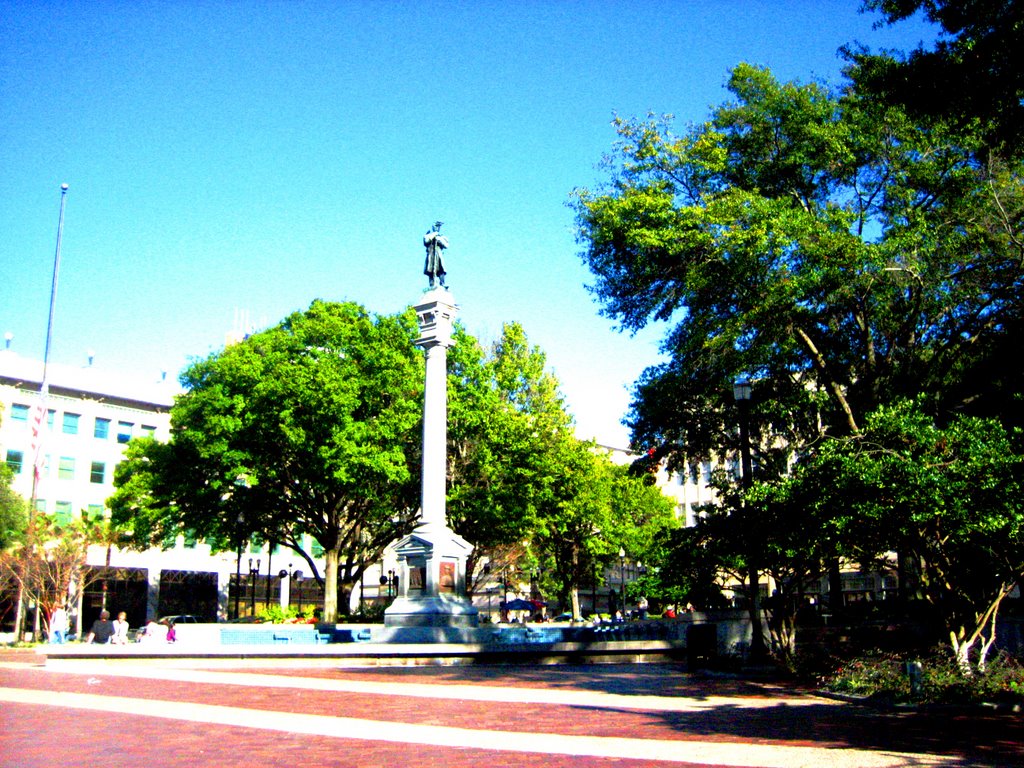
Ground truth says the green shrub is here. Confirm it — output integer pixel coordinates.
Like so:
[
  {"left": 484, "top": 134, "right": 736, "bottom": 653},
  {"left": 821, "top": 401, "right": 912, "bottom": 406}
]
[
  {"left": 825, "top": 646, "right": 1024, "bottom": 705},
  {"left": 343, "top": 602, "right": 386, "bottom": 623},
  {"left": 257, "top": 605, "right": 299, "bottom": 623}
]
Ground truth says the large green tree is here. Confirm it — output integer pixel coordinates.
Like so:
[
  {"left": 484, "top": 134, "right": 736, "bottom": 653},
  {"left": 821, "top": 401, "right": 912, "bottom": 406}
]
[
  {"left": 446, "top": 322, "right": 573, "bottom": 588},
  {"left": 110, "top": 300, "right": 424, "bottom": 622},
  {"left": 575, "top": 64, "right": 1022, "bottom": 452},
  {"left": 531, "top": 438, "right": 677, "bottom": 620},
  {"left": 781, "top": 399, "right": 1024, "bottom": 673},
  {"left": 573, "top": 62, "right": 1024, "bottom": 657}
]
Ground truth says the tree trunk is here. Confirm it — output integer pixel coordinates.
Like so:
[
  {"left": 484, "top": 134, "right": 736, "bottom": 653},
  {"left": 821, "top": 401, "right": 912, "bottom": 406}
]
[
  {"left": 12, "top": 581, "right": 25, "bottom": 643},
  {"left": 340, "top": 584, "right": 352, "bottom": 617},
  {"left": 323, "top": 548, "right": 339, "bottom": 623},
  {"left": 747, "top": 564, "right": 769, "bottom": 662},
  {"left": 570, "top": 585, "right": 581, "bottom": 620},
  {"left": 952, "top": 632, "right": 975, "bottom": 677}
]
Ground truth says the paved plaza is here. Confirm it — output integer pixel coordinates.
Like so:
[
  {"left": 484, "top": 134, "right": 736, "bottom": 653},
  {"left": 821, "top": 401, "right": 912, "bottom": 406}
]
[{"left": 1, "top": 650, "right": 1021, "bottom": 767}]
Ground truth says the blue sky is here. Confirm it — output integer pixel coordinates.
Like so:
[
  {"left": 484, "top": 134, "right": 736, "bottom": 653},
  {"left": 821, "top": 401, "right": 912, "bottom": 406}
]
[{"left": 1, "top": 1, "right": 935, "bottom": 448}]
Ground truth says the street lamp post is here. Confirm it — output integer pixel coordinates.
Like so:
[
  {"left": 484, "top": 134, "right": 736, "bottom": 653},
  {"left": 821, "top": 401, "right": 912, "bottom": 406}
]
[
  {"left": 291, "top": 567, "right": 304, "bottom": 615},
  {"left": 618, "top": 547, "right": 626, "bottom": 619},
  {"left": 733, "top": 379, "right": 768, "bottom": 663},
  {"left": 482, "top": 563, "right": 493, "bottom": 621},
  {"left": 265, "top": 542, "right": 273, "bottom": 610},
  {"left": 379, "top": 569, "right": 397, "bottom": 600},
  {"left": 248, "top": 558, "right": 260, "bottom": 617},
  {"left": 234, "top": 512, "right": 245, "bottom": 620}
]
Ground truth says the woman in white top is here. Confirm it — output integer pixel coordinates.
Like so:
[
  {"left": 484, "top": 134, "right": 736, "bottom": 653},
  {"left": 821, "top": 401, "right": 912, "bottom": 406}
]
[{"left": 111, "top": 611, "right": 130, "bottom": 644}]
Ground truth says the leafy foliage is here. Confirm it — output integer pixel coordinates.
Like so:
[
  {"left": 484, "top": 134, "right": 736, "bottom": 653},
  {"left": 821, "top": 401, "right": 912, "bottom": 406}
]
[
  {"left": 0, "top": 461, "right": 27, "bottom": 551},
  {"left": 826, "top": 646, "right": 1024, "bottom": 705},
  {"left": 575, "top": 64, "right": 1023, "bottom": 458},
  {"left": 110, "top": 300, "right": 424, "bottom": 622},
  {"left": 530, "top": 438, "right": 678, "bottom": 619},
  {"left": 853, "top": 0, "right": 1024, "bottom": 157},
  {"left": 782, "top": 399, "right": 1024, "bottom": 672},
  {"left": 447, "top": 322, "right": 572, "bottom": 584},
  {"left": 573, "top": 58, "right": 1024, "bottom": 666}
]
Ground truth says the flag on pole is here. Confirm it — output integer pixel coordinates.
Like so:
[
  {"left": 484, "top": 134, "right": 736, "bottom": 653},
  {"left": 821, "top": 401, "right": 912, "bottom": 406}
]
[{"left": 30, "top": 384, "right": 49, "bottom": 485}]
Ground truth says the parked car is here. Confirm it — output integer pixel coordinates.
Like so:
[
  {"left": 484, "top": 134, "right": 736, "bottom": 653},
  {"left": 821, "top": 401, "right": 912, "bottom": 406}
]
[
  {"left": 158, "top": 614, "right": 200, "bottom": 624},
  {"left": 552, "top": 611, "right": 596, "bottom": 622}
]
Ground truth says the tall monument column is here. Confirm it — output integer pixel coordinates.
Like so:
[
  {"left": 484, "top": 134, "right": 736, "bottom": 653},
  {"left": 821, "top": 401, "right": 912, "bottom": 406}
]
[
  {"left": 419, "top": 315, "right": 452, "bottom": 529},
  {"left": 384, "top": 225, "right": 478, "bottom": 632}
]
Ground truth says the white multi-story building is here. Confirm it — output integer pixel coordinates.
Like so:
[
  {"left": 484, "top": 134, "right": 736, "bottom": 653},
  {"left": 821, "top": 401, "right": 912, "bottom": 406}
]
[{"left": 0, "top": 347, "right": 331, "bottom": 635}]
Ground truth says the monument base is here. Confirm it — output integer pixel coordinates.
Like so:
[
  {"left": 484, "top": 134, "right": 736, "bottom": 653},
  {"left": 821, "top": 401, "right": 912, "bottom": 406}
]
[{"left": 384, "top": 594, "right": 479, "bottom": 629}]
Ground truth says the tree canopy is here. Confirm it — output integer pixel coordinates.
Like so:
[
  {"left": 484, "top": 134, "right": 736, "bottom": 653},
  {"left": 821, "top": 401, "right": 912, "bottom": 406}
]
[
  {"left": 111, "top": 300, "right": 425, "bottom": 622},
  {"left": 573, "top": 55, "right": 1024, "bottom": 664},
  {"left": 530, "top": 437, "right": 678, "bottom": 619},
  {"left": 777, "top": 399, "right": 1024, "bottom": 671},
  {"left": 852, "top": 0, "right": 1024, "bottom": 157},
  {"left": 446, "top": 321, "right": 573, "bottom": 575},
  {"left": 574, "top": 64, "right": 1023, "bottom": 459}
]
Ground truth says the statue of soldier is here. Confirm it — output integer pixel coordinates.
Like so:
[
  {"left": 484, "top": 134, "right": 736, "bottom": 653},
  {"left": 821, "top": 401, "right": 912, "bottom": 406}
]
[{"left": 423, "top": 221, "right": 448, "bottom": 289}]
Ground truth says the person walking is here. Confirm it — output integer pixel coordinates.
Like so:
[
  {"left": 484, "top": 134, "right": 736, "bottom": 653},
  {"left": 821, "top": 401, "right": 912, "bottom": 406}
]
[{"left": 49, "top": 605, "right": 69, "bottom": 644}]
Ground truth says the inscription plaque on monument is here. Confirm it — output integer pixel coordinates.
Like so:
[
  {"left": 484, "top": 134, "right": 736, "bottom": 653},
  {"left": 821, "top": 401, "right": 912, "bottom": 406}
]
[
  {"left": 439, "top": 561, "right": 456, "bottom": 593},
  {"left": 408, "top": 562, "right": 426, "bottom": 593}
]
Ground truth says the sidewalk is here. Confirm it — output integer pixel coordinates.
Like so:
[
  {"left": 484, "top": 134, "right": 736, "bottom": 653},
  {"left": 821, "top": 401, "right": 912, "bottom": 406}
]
[{"left": 2, "top": 652, "right": 1021, "bottom": 767}]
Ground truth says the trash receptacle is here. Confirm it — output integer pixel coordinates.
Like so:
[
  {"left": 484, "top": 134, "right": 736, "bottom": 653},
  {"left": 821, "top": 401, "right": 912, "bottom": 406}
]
[{"left": 687, "top": 623, "right": 718, "bottom": 670}]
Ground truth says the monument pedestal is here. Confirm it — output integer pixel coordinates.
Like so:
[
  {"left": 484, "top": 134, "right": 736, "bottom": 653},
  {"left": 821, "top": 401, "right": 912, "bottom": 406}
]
[
  {"left": 384, "top": 287, "right": 478, "bottom": 631},
  {"left": 384, "top": 521, "right": 478, "bottom": 628}
]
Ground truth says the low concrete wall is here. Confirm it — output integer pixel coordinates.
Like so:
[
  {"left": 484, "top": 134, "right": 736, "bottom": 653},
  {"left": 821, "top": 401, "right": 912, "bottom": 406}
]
[{"left": 39, "top": 638, "right": 688, "bottom": 669}]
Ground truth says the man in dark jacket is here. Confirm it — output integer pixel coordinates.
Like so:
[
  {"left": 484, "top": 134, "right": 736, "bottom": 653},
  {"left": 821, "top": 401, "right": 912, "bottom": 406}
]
[{"left": 85, "top": 610, "right": 115, "bottom": 644}]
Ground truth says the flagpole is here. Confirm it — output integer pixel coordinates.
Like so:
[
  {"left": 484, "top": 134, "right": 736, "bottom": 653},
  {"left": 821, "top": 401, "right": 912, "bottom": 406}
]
[
  {"left": 42, "top": 184, "right": 69, "bottom": 387},
  {"left": 30, "top": 183, "right": 68, "bottom": 506},
  {"left": 17, "top": 183, "right": 68, "bottom": 643}
]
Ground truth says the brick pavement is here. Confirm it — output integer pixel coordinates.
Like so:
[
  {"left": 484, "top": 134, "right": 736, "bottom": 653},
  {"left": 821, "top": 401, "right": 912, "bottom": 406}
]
[{"left": 1, "top": 652, "right": 1021, "bottom": 767}]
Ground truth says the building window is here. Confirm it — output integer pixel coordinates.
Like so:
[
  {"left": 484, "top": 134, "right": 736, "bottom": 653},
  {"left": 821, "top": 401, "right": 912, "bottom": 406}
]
[
  {"left": 94, "top": 417, "right": 110, "bottom": 439},
  {"left": 57, "top": 456, "right": 75, "bottom": 480},
  {"left": 729, "top": 456, "right": 741, "bottom": 481},
  {"left": 62, "top": 412, "right": 80, "bottom": 435},
  {"left": 90, "top": 461, "right": 105, "bottom": 484},
  {"left": 86, "top": 504, "right": 105, "bottom": 522},
  {"left": 117, "top": 421, "right": 134, "bottom": 443},
  {"left": 5, "top": 450, "right": 24, "bottom": 474},
  {"left": 54, "top": 501, "right": 73, "bottom": 525},
  {"left": 141, "top": 425, "right": 156, "bottom": 437},
  {"left": 702, "top": 461, "right": 712, "bottom": 483},
  {"left": 47, "top": 409, "right": 55, "bottom": 429},
  {"left": 10, "top": 403, "right": 29, "bottom": 422},
  {"left": 35, "top": 498, "right": 46, "bottom": 513},
  {"left": 689, "top": 463, "right": 699, "bottom": 485}
]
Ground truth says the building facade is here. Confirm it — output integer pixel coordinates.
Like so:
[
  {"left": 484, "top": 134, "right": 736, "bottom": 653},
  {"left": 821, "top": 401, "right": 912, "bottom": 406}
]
[{"left": 0, "top": 348, "right": 336, "bottom": 636}]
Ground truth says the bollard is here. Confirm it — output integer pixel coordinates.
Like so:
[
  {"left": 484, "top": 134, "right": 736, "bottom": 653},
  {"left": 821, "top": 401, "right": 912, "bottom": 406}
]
[{"left": 905, "top": 660, "right": 924, "bottom": 697}]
